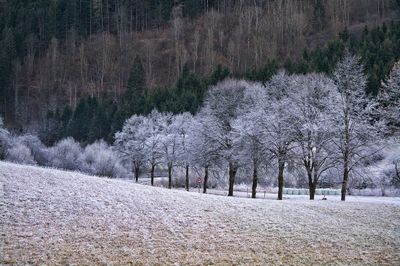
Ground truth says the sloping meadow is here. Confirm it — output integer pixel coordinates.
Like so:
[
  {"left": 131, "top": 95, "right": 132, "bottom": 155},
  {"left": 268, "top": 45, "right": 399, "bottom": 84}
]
[{"left": 1, "top": 162, "right": 399, "bottom": 265}]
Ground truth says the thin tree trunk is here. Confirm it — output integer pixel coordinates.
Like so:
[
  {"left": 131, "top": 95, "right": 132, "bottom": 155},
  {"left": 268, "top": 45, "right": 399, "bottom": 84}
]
[
  {"left": 134, "top": 164, "right": 140, "bottom": 183},
  {"left": 342, "top": 110, "right": 350, "bottom": 201},
  {"left": 341, "top": 164, "right": 349, "bottom": 201},
  {"left": 228, "top": 162, "right": 237, "bottom": 196},
  {"left": 150, "top": 163, "right": 155, "bottom": 186},
  {"left": 168, "top": 163, "right": 172, "bottom": 189},
  {"left": 185, "top": 164, "right": 190, "bottom": 191},
  {"left": 252, "top": 163, "right": 258, "bottom": 198},
  {"left": 277, "top": 160, "right": 285, "bottom": 200},
  {"left": 203, "top": 166, "right": 209, "bottom": 194}
]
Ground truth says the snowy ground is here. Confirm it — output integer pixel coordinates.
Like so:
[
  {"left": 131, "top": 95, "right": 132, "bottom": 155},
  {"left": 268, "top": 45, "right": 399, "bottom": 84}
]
[{"left": 1, "top": 162, "right": 400, "bottom": 265}]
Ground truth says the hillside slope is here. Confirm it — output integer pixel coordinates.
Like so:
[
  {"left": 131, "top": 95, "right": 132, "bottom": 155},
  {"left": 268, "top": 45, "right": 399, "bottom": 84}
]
[
  {"left": 1, "top": 162, "right": 400, "bottom": 265},
  {"left": 2, "top": 1, "right": 399, "bottom": 129}
]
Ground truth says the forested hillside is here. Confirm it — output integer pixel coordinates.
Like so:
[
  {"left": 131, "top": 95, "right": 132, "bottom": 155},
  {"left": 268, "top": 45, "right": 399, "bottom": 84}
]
[{"left": 0, "top": 0, "right": 399, "bottom": 142}]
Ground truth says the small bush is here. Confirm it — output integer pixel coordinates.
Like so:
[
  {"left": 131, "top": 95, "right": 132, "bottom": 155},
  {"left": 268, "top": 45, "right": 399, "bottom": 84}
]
[
  {"left": 49, "top": 137, "right": 82, "bottom": 170},
  {"left": 17, "top": 135, "right": 51, "bottom": 166},
  {"left": 5, "top": 143, "right": 36, "bottom": 165},
  {"left": 79, "top": 140, "right": 129, "bottom": 178}
]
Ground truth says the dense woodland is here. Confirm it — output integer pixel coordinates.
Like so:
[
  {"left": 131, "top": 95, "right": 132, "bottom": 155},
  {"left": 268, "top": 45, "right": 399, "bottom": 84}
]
[{"left": 0, "top": 0, "right": 400, "bottom": 142}]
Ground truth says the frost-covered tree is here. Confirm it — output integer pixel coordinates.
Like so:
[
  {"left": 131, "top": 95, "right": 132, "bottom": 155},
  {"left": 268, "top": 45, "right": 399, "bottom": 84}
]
[
  {"left": 199, "top": 79, "right": 248, "bottom": 196},
  {"left": 143, "top": 110, "right": 164, "bottom": 186},
  {"left": 378, "top": 60, "right": 400, "bottom": 134},
  {"left": 290, "top": 73, "right": 340, "bottom": 200},
  {"left": 259, "top": 72, "right": 297, "bottom": 200},
  {"left": 232, "top": 83, "right": 268, "bottom": 198},
  {"left": 189, "top": 113, "right": 221, "bottom": 193},
  {"left": 114, "top": 114, "right": 147, "bottom": 182},
  {"left": 174, "top": 112, "right": 194, "bottom": 191},
  {"left": 159, "top": 112, "right": 179, "bottom": 189},
  {"left": 333, "top": 52, "right": 382, "bottom": 201}
]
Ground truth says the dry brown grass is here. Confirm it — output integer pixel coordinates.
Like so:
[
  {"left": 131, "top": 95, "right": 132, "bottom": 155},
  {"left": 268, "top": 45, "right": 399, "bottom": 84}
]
[{"left": 1, "top": 162, "right": 400, "bottom": 265}]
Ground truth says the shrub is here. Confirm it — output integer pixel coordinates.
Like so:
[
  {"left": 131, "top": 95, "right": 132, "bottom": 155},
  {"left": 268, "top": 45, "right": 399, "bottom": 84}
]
[
  {"left": 79, "top": 140, "right": 129, "bottom": 178},
  {"left": 17, "top": 134, "right": 51, "bottom": 166},
  {"left": 5, "top": 143, "right": 36, "bottom": 165},
  {"left": 49, "top": 137, "right": 82, "bottom": 170}
]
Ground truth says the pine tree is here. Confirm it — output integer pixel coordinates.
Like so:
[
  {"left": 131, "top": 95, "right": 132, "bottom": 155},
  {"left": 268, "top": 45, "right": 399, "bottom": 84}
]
[
  {"left": 89, "top": 103, "right": 109, "bottom": 143},
  {"left": 175, "top": 65, "right": 202, "bottom": 113},
  {"left": 125, "top": 55, "right": 146, "bottom": 115},
  {"left": 0, "top": 27, "right": 16, "bottom": 120},
  {"left": 67, "top": 97, "right": 95, "bottom": 142}
]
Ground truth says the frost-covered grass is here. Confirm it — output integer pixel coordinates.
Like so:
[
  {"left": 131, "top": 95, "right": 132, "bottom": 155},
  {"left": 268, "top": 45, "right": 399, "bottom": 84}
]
[{"left": 1, "top": 162, "right": 400, "bottom": 265}]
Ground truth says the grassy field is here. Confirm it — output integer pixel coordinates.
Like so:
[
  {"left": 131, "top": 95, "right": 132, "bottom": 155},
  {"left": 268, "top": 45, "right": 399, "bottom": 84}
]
[{"left": 1, "top": 161, "right": 400, "bottom": 265}]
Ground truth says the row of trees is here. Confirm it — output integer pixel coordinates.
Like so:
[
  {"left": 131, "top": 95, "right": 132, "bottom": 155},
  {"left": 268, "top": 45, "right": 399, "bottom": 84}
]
[{"left": 114, "top": 53, "right": 399, "bottom": 201}]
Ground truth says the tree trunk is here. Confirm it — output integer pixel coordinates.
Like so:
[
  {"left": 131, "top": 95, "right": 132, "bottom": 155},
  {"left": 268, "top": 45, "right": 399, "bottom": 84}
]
[
  {"left": 134, "top": 164, "right": 140, "bottom": 183},
  {"left": 310, "top": 170, "right": 319, "bottom": 200},
  {"left": 150, "top": 163, "right": 155, "bottom": 186},
  {"left": 341, "top": 165, "right": 349, "bottom": 201},
  {"left": 252, "top": 163, "right": 258, "bottom": 198},
  {"left": 185, "top": 164, "right": 189, "bottom": 191},
  {"left": 307, "top": 170, "right": 316, "bottom": 200},
  {"left": 309, "top": 182, "right": 316, "bottom": 200},
  {"left": 168, "top": 163, "right": 172, "bottom": 189},
  {"left": 342, "top": 107, "right": 350, "bottom": 201},
  {"left": 277, "top": 160, "right": 285, "bottom": 200},
  {"left": 203, "top": 166, "right": 209, "bottom": 194},
  {"left": 228, "top": 162, "right": 237, "bottom": 196}
]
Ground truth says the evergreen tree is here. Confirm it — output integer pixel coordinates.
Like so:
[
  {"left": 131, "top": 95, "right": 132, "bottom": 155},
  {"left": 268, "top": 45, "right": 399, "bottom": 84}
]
[
  {"left": 67, "top": 97, "right": 96, "bottom": 142},
  {"left": 175, "top": 65, "right": 202, "bottom": 113},
  {"left": 88, "top": 103, "right": 110, "bottom": 143},
  {"left": 124, "top": 55, "right": 146, "bottom": 115},
  {"left": 0, "top": 27, "right": 16, "bottom": 118},
  {"left": 209, "top": 64, "right": 230, "bottom": 85}
]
